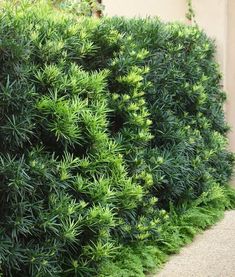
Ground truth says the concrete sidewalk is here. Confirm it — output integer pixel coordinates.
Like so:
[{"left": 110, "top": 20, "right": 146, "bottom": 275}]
[{"left": 154, "top": 210, "right": 235, "bottom": 277}]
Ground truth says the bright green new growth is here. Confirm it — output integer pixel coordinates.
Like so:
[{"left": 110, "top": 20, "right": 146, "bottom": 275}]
[{"left": 0, "top": 1, "right": 234, "bottom": 276}]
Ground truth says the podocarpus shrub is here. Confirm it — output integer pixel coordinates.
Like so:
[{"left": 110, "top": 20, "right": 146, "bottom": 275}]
[
  {"left": 0, "top": 1, "right": 234, "bottom": 276},
  {"left": 101, "top": 18, "right": 234, "bottom": 208},
  {"left": 0, "top": 2, "right": 163, "bottom": 276}
]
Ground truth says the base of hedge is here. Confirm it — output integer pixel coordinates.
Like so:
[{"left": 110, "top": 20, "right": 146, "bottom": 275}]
[{"left": 98, "top": 184, "right": 235, "bottom": 277}]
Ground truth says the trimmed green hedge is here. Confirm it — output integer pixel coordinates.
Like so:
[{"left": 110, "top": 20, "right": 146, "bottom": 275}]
[
  {"left": 101, "top": 17, "right": 234, "bottom": 207},
  {"left": 0, "top": 1, "right": 234, "bottom": 276}
]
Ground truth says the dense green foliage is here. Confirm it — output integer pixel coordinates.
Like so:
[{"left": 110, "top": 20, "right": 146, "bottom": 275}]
[
  {"left": 0, "top": 1, "right": 234, "bottom": 276},
  {"left": 104, "top": 18, "right": 234, "bottom": 207}
]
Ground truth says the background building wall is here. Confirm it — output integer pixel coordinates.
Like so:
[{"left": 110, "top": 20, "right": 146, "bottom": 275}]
[
  {"left": 103, "top": 0, "right": 187, "bottom": 21},
  {"left": 192, "top": 0, "right": 227, "bottom": 81},
  {"left": 226, "top": 0, "right": 235, "bottom": 152}
]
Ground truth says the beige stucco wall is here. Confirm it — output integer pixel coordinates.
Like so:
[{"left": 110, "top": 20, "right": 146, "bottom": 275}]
[
  {"left": 226, "top": 0, "right": 235, "bottom": 152},
  {"left": 192, "top": 0, "right": 227, "bottom": 79},
  {"left": 103, "top": 0, "right": 187, "bottom": 22},
  {"left": 103, "top": 0, "right": 235, "bottom": 184}
]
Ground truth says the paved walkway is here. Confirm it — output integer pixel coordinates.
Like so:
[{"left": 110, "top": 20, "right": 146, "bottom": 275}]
[{"left": 154, "top": 210, "right": 235, "bottom": 277}]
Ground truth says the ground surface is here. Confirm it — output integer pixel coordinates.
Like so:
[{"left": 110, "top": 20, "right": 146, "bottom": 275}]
[{"left": 153, "top": 210, "right": 235, "bottom": 277}]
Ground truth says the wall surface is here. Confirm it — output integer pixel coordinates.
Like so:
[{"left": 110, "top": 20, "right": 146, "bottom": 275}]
[
  {"left": 226, "top": 0, "right": 235, "bottom": 153},
  {"left": 193, "top": 0, "right": 227, "bottom": 78},
  {"left": 103, "top": 0, "right": 187, "bottom": 22},
  {"left": 103, "top": 0, "right": 235, "bottom": 185}
]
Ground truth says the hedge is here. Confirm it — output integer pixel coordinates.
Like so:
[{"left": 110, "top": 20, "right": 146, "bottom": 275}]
[{"left": 0, "top": 1, "right": 234, "bottom": 276}]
